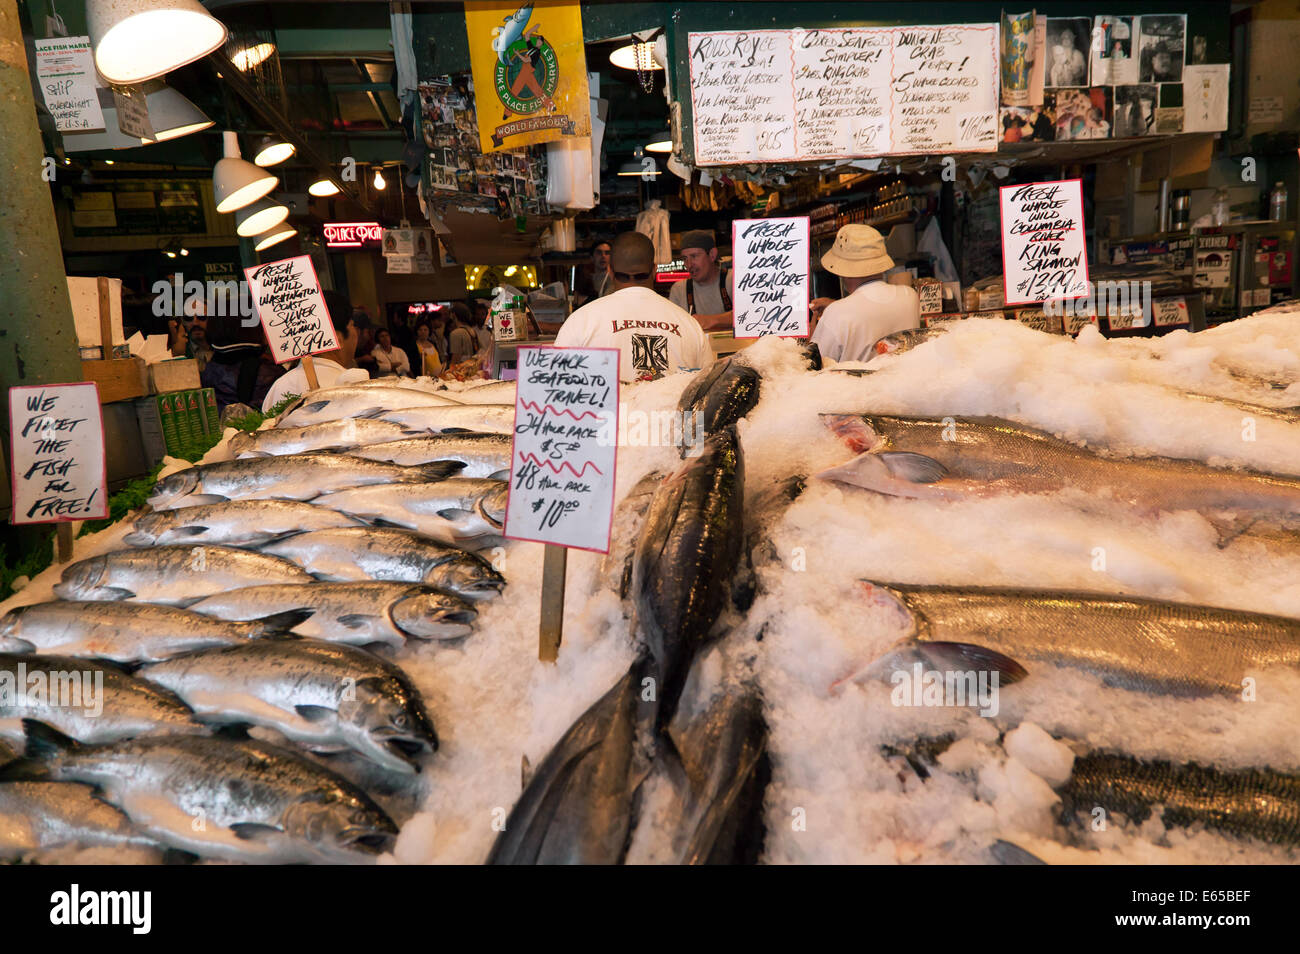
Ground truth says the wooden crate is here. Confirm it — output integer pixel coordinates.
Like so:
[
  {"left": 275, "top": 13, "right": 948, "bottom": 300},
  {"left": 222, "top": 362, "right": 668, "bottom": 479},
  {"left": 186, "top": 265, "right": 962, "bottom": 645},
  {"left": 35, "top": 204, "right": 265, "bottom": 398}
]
[{"left": 81, "top": 356, "right": 148, "bottom": 404}]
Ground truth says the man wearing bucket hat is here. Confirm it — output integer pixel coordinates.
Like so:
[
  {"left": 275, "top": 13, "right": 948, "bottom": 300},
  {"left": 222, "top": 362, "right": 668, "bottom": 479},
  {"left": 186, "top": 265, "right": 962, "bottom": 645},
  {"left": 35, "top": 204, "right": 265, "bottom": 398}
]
[
  {"left": 668, "top": 230, "right": 733, "bottom": 331},
  {"left": 811, "top": 224, "right": 920, "bottom": 363}
]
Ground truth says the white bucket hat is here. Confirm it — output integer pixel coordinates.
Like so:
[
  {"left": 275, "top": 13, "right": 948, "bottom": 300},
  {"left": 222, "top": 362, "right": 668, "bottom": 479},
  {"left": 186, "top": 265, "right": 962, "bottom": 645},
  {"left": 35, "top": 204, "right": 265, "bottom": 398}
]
[{"left": 821, "top": 224, "right": 895, "bottom": 278}]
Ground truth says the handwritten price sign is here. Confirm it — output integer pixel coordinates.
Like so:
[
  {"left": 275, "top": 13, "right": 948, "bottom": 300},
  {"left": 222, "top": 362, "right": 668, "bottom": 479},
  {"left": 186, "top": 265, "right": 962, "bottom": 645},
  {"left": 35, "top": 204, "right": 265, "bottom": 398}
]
[
  {"left": 503, "top": 347, "right": 619, "bottom": 552},
  {"left": 732, "top": 216, "right": 810, "bottom": 338},
  {"left": 244, "top": 255, "right": 339, "bottom": 364},
  {"left": 9, "top": 383, "right": 108, "bottom": 524},
  {"left": 999, "top": 179, "right": 1090, "bottom": 306}
]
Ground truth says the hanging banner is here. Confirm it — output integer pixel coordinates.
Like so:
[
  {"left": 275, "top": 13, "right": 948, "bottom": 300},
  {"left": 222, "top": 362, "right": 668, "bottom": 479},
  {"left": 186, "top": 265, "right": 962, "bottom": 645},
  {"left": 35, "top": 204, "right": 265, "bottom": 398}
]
[
  {"left": 999, "top": 178, "right": 1089, "bottom": 306},
  {"left": 244, "top": 256, "right": 340, "bottom": 364},
  {"left": 503, "top": 347, "right": 618, "bottom": 552},
  {"left": 464, "top": 1, "right": 591, "bottom": 152},
  {"left": 9, "top": 383, "right": 108, "bottom": 524},
  {"left": 731, "top": 216, "right": 810, "bottom": 338}
]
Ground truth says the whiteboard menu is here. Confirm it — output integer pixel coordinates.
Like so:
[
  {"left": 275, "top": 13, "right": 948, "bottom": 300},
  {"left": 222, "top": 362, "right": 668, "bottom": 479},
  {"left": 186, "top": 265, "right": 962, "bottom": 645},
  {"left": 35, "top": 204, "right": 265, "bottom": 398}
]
[{"left": 688, "top": 24, "right": 999, "bottom": 165}]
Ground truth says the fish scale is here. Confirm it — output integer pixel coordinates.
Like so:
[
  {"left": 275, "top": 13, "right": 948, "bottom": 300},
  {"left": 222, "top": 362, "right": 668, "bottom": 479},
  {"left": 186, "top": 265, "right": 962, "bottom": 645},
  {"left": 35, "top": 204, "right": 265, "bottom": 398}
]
[{"left": 872, "top": 583, "right": 1300, "bottom": 697}]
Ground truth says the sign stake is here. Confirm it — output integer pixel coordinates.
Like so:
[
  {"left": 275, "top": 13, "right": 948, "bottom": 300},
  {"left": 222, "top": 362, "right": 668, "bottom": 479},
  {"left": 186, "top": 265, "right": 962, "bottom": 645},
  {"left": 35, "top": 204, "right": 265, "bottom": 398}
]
[
  {"left": 538, "top": 543, "right": 567, "bottom": 662},
  {"left": 56, "top": 522, "right": 74, "bottom": 563},
  {"left": 301, "top": 353, "right": 320, "bottom": 391}
]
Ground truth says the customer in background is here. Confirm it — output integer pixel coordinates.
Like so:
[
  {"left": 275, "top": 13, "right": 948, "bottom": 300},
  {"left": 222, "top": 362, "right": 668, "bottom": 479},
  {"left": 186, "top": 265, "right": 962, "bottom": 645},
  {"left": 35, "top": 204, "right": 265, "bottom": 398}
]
[
  {"left": 447, "top": 302, "right": 479, "bottom": 365},
  {"left": 373, "top": 328, "right": 412, "bottom": 376},
  {"left": 574, "top": 239, "right": 613, "bottom": 306},
  {"left": 261, "top": 290, "right": 368, "bottom": 411},
  {"left": 351, "top": 311, "right": 378, "bottom": 378},
  {"left": 414, "top": 321, "right": 443, "bottom": 376},
  {"left": 669, "top": 230, "right": 732, "bottom": 331},
  {"left": 472, "top": 304, "right": 493, "bottom": 352},
  {"left": 556, "top": 231, "right": 712, "bottom": 383},
  {"left": 201, "top": 314, "right": 280, "bottom": 412},
  {"left": 810, "top": 224, "right": 920, "bottom": 363}
]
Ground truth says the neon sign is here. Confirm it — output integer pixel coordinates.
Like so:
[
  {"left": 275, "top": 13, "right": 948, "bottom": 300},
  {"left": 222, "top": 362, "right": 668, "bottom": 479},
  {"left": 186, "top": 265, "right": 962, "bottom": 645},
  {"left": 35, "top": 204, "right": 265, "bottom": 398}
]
[{"left": 324, "top": 222, "right": 384, "bottom": 248}]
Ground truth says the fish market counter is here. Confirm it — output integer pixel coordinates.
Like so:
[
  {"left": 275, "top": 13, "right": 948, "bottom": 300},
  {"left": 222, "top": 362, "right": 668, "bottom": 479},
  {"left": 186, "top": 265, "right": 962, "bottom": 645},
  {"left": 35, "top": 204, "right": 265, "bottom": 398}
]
[
  {"left": 3, "top": 309, "right": 1300, "bottom": 865},
  {"left": 489, "top": 335, "right": 556, "bottom": 379}
]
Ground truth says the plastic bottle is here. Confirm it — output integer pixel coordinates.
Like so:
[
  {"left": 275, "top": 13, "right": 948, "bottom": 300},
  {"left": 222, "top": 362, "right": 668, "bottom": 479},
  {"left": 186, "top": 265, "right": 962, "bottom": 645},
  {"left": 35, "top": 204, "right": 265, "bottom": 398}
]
[
  {"left": 1211, "top": 188, "right": 1230, "bottom": 226},
  {"left": 1269, "top": 182, "right": 1287, "bottom": 222}
]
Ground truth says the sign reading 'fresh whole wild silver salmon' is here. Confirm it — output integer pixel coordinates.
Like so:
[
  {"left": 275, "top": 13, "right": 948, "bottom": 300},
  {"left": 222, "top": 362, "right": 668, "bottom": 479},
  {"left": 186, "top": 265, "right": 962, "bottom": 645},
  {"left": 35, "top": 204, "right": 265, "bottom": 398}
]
[
  {"left": 504, "top": 347, "right": 618, "bottom": 552},
  {"left": 244, "top": 255, "right": 340, "bottom": 364},
  {"left": 9, "top": 382, "right": 108, "bottom": 524}
]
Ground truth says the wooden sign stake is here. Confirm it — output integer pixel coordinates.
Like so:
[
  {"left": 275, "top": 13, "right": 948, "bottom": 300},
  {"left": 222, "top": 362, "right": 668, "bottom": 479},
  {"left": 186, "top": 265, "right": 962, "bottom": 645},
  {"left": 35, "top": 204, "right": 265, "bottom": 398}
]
[
  {"left": 96, "top": 276, "right": 113, "bottom": 359},
  {"left": 301, "top": 353, "right": 320, "bottom": 391},
  {"left": 56, "top": 523, "right": 74, "bottom": 563},
  {"left": 538, "top": 544, "right": 567, "bottom": 662}
]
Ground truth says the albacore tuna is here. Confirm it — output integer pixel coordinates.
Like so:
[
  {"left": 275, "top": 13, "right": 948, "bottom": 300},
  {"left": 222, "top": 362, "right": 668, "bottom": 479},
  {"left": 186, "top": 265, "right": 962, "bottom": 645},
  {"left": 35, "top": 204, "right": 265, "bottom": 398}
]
[
  {"left": 0, "top": 601, "right": 309, "bottom": 663},
  {"left": 140, "top": 639, "right": 438, "bottom": 774},
  {"left": 675, "top": 359, "right": 760, "bottom": 455},
  {"left": 1, "top": 722, "right": 398, "bottom": 863},
  {"left": 188, "top": 582, "right": 476, "bottom": 648},
  {"left": 147, "top": 454, "right": 458, "bottom": 510},
  {"left": 53, "top": 545, "right": 313, "bottom": 606}
]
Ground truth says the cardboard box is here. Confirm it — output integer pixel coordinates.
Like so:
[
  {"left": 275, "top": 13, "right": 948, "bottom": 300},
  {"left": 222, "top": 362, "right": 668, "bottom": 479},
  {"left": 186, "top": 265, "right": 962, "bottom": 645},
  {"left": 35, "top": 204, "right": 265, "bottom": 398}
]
[
  {"left": 135, "top": 394, "right": 186, "bottom": 463},
  {"left": 148, "top": 358, "right": 200, "bottom": 394}
]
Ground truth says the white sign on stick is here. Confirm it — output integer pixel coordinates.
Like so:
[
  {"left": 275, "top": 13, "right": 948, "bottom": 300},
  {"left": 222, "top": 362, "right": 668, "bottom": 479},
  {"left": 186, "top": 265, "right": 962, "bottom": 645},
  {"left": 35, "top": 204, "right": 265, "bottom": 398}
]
[
  {"left": 113, "top": 84, "right": 155, "bottom": 141},
  {"left": 731, "top": 216, "right": 810, "bottom": 338},
  {"left": 244, "top": 255, "right": 340, "bottom": 364},
  {"left": 33, "top": 36, "right": 106, "bottom": 132},
  {"left": 9, "top": 383, "right": 108, "bottom": 524},
  {"left": 999, "top": 178, "right": 1090, "bottom": 306},
  {"left": 504, "top": 347, "right": 619, "bottom": 552}
]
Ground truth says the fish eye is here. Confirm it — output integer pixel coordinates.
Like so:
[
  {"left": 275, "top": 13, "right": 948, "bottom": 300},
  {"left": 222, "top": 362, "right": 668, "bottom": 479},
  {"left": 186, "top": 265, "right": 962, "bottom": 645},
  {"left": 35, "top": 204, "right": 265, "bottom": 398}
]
[{"left": 393, "top": 712, "right": 409, "bottom": 729}]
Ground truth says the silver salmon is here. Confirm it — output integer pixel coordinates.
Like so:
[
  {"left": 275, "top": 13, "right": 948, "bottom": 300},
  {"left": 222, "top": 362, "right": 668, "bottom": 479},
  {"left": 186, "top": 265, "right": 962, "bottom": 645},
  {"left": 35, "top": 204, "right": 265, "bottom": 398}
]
[
  {"left": 311, "top": 479, "right": 508, "bottom": 542},
  {"left": 125, "top": 499, "right": 364, "bottom": 547},
  {"left": 345, "top": 435, "right": 512, "bottom": 478},
  {"left": 277, "top": 386, "right": 463, "bottom": 427},
  {"left": 229, "top": 418, "right": 420, "bottom": 457},
  {"left": 377, "top": 404, "right": 514, "bottom": 435}
]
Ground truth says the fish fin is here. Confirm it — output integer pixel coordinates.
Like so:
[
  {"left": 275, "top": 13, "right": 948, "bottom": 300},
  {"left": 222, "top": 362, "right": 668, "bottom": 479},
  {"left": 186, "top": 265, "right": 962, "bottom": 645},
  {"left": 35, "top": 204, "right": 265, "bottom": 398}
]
[
  {"left": 368, "top": 517, "right": 412, "bottom": 530},
  {"left": 121, "top": 531, "right": 152, "bottom": 546},
  {"left": 1206, "top": 515, "right": 1259, "bottom": 550},
  {"left": 0, "top": 637, "right": 35, "bottom": 654},
  {"left": 294, "top": 705, "right": 336, "bottom": 723},
  {"left": 230, "top": 822, "right": 284, "bottom": 841},
  {"left": 212, "top": 724, "right": 251, "bottom": 741},
  {"left": 250, "top": 609, "right": 315, "bottom": 635},
  {"left": 176, "top": 494, "right": 229, "bottom": 507},
  {"left": 415, "top": 461, "right": 464, "bottom": 482},
  {"left": 336, "top": 613, "right": 380, "bottom": 630},
  {"left": 990, "top": 839, "right": 1049, "bottom": 865},
  {"left": 356, "top": 407, "right": 387, "bottom": 420},
  {"left": 302, "top": 400, "right": 331, "bottom": 414},
  {"left": 489, "top": 468, "right": 512, "bottom": 481},
  {"left": 0, "top": 757, "right": 48, "bottom": 781},
  {"left": 820, "top": 413, "right": 880, "bottom": 453},
  {"left": 171, "top": 526, "right": 209, "bottom": 538},
  {"left": 878, "top": 452, "right": 948, "bottom": 484},
  {"left": 919, "top": 641, "right": 1029, "bottom": 684},
  {"left": 439, "top": 426, "right": 474, "bottom": 434},
  {"left": 22, "top": 718, "right": 81, "bottom": 759},
  {"left": 436, "top": 507, "right": 474, "bottom": 522}
]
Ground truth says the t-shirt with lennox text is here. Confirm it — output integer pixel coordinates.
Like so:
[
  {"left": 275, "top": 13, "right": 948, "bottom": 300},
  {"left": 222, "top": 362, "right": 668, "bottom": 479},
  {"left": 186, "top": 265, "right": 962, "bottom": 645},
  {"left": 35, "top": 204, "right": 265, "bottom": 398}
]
[{"left": 554, "top": 286, "right": 713, "bottom": 383}]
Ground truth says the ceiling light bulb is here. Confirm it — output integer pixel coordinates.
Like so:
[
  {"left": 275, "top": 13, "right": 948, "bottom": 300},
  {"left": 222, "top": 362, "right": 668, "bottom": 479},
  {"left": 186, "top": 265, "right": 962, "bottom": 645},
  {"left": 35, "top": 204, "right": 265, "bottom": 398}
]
[
  {"left": 308, "top": 178, "right": 341, "bottom": 197},
  {"left": 234, "top": 197, "right": 289, "bottom": 237},
  {"left": 372, "top": 167, "right": 386, "bottom": 190},
  {"left": 254, "top": 225, "right": 296, "bottom": 251},
  {"left": 253, "top": 138, "right": 295, "bottom": 167},
  {"left": 87, "top": 0, "right": 228, "bottom": 85},
  {"left": 609, "top": 41, "right": 662, "bottom": 71},
  {"left": 144, "top": 82, "right": 213, "bottom": 142},
  {"left": 645, "top": 132, "right": 672, "bottom": 153},
  {"left": 213, "top": 130, "right": 277, "bottom": 213},
  {"left": 179, "top": 247, "right": 189, "bottom": 256},
  {"left": 231, "top": 42, "right": 275, "bottom": 71}
]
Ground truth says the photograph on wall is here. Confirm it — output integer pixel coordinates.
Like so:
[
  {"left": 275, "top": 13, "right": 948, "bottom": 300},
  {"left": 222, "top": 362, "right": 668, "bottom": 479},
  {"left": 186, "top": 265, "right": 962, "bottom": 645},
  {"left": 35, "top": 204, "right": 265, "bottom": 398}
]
[
  {"left": 1138, "top": 14, "right": 1186, "bottom": 83},
  {"left": 1090, "top": 15, "right": 1137, "bottom": 85},
  {"left": 1113, "top": 84, "right": 1158, "bottom": 137},
  {"left": 1045, "top": 18, "right": 1090, "bottom": 88},
  {"left": 1050, "top": 86, "right": 1112, "bottom": 140},
  {"left": 1155, "top": 82, "right": 1185, "bottom": 134},
  {"left": 1001, "top": 10, "right": 1044, "bottom": 107},
  {"left": 1002, "top": 102, "right": 1055, "bottom": 143}
]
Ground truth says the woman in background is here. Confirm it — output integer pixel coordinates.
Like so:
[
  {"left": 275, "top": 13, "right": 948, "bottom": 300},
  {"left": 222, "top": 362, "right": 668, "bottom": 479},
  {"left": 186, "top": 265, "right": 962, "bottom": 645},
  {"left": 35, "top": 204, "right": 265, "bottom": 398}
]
[
  {"left": 448, "top": 302, "right": 479, "bottom": 365},
  {"left": 414, "top": 321, "right": 443, "bottom": 377}
]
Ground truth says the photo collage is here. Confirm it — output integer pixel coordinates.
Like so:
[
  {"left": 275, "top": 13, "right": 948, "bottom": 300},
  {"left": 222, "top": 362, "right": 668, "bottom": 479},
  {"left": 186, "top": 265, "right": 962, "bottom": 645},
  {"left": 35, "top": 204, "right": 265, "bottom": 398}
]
[
  {"left": 418, "top": 75, "right": 549, "bottom": 217},
  {"left": 1001, "top": 13, "right": 1192, "bottom": 143}
]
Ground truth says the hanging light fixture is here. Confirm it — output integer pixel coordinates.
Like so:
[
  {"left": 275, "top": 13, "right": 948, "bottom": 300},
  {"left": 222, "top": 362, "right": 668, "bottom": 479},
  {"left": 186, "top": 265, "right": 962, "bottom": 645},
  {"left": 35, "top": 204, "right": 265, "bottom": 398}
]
[
  {"left": 87, "top": 0, "right": 228, "bottom": 85},
  {"left": 231, "top": 41, "right": 276, "bottom": 71},
  {"left": 143, "top": 82, "right": 213, "bottom": 142},
  {"left": 213, "top": 131, "right": 277, "bottom": 213},
  {"left": 252, "top": 135, "right": 295, "bottom": 167},
  {"left": 372, "top": 166, "right": 387, "bottom": 191},
  {"left": 254, "top": 225, "right": 296, "bottom": 252},
  {"left": 234, "top": 196, "right": 289, "bottom": 237},
  {"left": 644, "top": 130, "right": 672, "bottom": 153},
  {"left": 308, "top": 178, "right": 341, "bottom": 197},
  {"left": 617, "top": 148, "right": 656, "bottom": 177},
  {"left": 609, "top": 42, "right": 661, "bottom": 71}
]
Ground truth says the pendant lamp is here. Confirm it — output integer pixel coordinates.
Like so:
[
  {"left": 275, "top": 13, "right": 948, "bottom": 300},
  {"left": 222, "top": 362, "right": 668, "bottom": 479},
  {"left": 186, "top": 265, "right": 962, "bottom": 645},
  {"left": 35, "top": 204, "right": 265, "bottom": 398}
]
[
  {"left": 214, "top": 131, "right": 277, "bottom": 213},
  {"left": 87, "top": 0, "right": 228, "bottom": 85}
]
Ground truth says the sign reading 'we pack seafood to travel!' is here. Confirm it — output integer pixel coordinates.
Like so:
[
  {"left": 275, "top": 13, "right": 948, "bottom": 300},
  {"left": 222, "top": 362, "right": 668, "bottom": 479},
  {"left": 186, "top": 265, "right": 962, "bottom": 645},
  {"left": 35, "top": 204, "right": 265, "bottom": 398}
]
[
  {"left": 244, "top": 255, "right": 339, "bottom": 364},
  {"left": 504, "top": 347, "right": 618, "bottom": 552}
]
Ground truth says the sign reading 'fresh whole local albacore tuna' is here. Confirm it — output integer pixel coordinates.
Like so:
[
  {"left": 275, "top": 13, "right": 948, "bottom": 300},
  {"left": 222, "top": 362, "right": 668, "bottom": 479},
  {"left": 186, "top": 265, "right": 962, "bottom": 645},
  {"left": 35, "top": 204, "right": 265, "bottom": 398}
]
[
  {"left": 731, "top": 216, "right": 810, "bottom": 338},
  {"left": 244, "top": 255, "right": 339, "bottom": 364},
  {"left": 504, "top": 347, "right": 618, "bottom": 552},
  {"left": 9, "top": 383, "right": 108, "bottom": 524}
]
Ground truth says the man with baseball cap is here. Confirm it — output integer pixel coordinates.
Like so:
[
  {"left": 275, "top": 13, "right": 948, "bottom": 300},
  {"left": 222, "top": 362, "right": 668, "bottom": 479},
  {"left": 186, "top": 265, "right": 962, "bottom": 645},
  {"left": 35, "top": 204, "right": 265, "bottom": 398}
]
[
  {"left": 669, "top": 230, "right": 733, "bottom": 331},
  {"left": 811, "top": 224, "right": 920, "bottom": 363}
]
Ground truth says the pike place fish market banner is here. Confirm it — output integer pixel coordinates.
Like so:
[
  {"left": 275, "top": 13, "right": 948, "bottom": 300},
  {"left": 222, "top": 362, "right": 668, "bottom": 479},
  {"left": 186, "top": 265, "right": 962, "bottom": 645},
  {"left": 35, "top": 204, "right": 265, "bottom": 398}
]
[
  {"left": 504, "top": 347, "right": 618, "bottom": 552},
  {"left": 244, "top": 255, "right": 340, "bottom": 364},
  {"left": 687, "top": 24, "right": 999, "bottom": 165}
]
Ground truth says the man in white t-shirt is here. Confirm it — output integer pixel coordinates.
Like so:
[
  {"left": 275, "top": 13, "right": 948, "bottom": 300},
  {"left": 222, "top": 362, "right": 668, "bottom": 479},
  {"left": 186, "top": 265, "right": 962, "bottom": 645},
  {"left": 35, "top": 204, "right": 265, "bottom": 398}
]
[
  {"left": 261, "top": 290, "right": 369, "bottom": 411},
  {"left": 556, "top": 232, "right": 713, "bottom": 383},
  {"left": 810, "top": 224, "right": 920, "bottom": 363}
]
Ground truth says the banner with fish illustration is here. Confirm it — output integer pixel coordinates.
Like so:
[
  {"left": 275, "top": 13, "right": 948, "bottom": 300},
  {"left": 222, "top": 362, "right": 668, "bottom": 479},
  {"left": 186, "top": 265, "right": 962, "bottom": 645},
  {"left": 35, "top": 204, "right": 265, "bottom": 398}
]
[{"left": 464, "top": 1, "right": 591, "bottom": 152}]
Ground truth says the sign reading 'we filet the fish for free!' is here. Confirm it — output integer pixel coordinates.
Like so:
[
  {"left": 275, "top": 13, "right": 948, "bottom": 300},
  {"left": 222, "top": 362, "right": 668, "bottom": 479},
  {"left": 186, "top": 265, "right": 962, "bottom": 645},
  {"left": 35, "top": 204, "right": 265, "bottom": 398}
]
[
  {"left": 503, "top": 347, "right": 619, "bottom": 552},
  {"left": 999, "top": 178, "right": 1090, "bottom": 306},
  {"left": 8, "top": 383, "right": 108, "bottom": 525},
  {"left": 244, "top": 255, "right": 339, "bottom": 364}
]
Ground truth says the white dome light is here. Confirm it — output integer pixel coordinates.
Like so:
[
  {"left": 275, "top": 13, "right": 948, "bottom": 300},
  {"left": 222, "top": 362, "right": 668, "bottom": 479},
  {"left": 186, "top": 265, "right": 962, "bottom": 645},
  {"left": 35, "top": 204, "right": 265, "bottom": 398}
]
[
  {"left": 87, "top": 0, "right": 228, "bottom": 85},
  {"left": 213, "top": 131, "right": 277, "bottom": 213}
]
